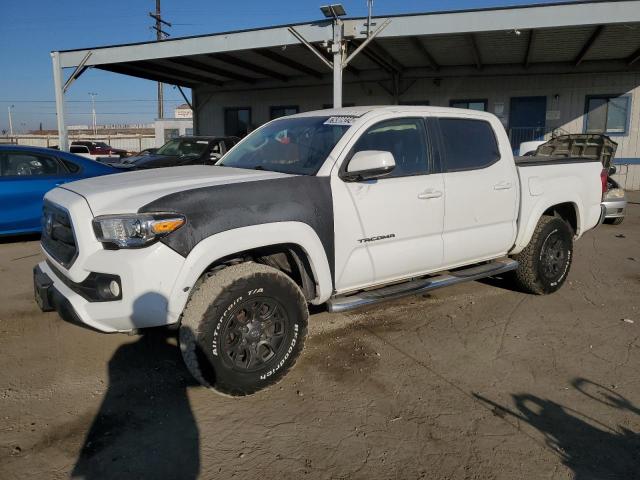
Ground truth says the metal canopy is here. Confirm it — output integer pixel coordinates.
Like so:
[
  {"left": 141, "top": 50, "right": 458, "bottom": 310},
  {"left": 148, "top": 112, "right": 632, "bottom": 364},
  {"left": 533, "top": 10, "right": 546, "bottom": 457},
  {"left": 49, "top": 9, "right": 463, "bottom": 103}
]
[{"left": 51, "top": 0, "right": 640, "bottom": 149}]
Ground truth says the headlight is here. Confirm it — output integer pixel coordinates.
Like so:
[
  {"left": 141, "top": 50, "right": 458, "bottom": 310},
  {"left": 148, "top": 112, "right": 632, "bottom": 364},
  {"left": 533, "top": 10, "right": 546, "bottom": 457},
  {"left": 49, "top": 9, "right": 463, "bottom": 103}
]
[
  {"left": 604, "top": 188, "right": 625, "bottom": 200},
  {"left": 93, "top": 213, "right": 185, "bottom": 248}
]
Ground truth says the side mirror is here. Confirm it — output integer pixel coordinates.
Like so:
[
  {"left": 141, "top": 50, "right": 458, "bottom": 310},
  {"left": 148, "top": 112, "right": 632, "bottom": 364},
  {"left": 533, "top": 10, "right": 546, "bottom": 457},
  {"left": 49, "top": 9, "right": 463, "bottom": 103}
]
[
  {"left": 608, "top": 165, "right": 617, "bottom": 175},
  {"left": 343, "top": 150, "right": 395, "bottom": 182}
]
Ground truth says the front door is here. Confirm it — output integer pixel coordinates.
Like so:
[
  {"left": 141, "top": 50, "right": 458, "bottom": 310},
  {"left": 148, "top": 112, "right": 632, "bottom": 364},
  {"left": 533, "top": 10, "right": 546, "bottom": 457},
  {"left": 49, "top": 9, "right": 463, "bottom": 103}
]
[
  {"left": 332, "top": 117, "right": 445, "bottom": 292},
  {"left": 509, "top": 96, "right": 547, "bottom": 149}
]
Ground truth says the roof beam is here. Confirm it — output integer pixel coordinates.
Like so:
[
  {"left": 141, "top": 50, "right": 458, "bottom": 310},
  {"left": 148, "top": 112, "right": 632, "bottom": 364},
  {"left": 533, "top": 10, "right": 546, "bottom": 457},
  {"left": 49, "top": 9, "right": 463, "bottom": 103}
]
[
  {"left": 351, "top": 39, "right": 403, "bottom": 74},
  {"left": 626, "top": 45, "right": 640, "bottom": 66},
  {"left": 255, "top": 49, "right": 323, "bottom": 79},
  {"left": 212, "top": 53, "right": 289, "bottom": 82},
  {"left": 467, "top": 34, "right": 482, "bottom": 70},
  {"left": 574, "top": 25, "right": 604, "bottom": 66},
  {"left": 367, "top": 40, "right": 404, "bottom": 73},
  {"left": 409, "top": 37, "right": 439, "bottom": 71},
  {"left": 167, "top": 57, "right": 256, "bottom": 83},
  {"left": 133, "top": 60, "right": 223, "bottom": 85},
  {"left": 99, "top": 63, "right": 197, "bottom": 87},
  {"left": 523, "top": 29, "right": 536, "bottom": 69}
]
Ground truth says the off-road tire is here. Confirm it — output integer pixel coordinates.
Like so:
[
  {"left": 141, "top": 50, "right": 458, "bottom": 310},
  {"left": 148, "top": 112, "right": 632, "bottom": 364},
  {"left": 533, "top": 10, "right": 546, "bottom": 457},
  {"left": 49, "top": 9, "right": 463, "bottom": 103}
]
[
  {"left": 604, "top": 217, "right": 624, "bottom": 225},
  {"left": 179, "top": 263, "right": 308, "bottom": 396},
  {"left": 512, "top": 215, "right": 573, "bottom": 295}
]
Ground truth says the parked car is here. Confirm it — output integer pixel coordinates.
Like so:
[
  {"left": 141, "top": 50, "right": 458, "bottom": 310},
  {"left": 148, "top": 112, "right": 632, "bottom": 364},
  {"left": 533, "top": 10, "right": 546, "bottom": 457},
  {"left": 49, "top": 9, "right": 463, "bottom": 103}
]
[
  {"left": 71, "top": 141, "right": 128, "bottom": 159},
  {"left": 520, "top": 134, "right": 626, "bottom": 225},
  {"left": 69, "top": 144, "right": 123, "bottom": 162},
  {"left": 34, "top": 106, "right": 606, "bottom": 396},
  {"left": 110, "top": 136, "right": 239, "bottom": 170},
  {"left": 0, "top": 145, "right": 116, "bottom": 236},
  {"left": 133, "top": 147, "right": 158, "bottom": 156}
]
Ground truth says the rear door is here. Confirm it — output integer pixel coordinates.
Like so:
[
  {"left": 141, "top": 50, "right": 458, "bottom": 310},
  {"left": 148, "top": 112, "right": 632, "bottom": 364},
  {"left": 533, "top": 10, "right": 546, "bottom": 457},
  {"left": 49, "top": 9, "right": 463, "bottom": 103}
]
[
  {"left": 0, "top": 151, "right": 72, "bottom": 234},
  {"left": 436, "top": 116, "right": 518, "bottom": 267},
  {"left": 332, "top": 116, "right": 445, "bottom": 292}
]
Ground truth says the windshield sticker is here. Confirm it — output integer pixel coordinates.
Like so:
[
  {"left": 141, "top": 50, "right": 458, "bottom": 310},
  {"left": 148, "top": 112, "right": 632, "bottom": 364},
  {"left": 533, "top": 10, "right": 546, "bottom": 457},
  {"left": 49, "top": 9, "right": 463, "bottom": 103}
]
[{"left": 324, "top": 116, "right": 357, "bottom": 126}]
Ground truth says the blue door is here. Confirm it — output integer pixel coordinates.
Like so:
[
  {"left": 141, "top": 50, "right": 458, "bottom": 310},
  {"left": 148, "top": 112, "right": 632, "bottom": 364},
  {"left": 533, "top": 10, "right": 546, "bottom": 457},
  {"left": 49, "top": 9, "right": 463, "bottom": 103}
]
[{"left": 509, "top": 96, "right": 547, "bottom": 150}]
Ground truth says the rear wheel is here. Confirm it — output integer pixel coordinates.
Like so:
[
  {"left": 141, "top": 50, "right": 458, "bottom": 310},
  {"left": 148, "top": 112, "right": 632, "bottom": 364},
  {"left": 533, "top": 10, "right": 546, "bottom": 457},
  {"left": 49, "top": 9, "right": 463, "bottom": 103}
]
[
  {"left": 179, "top": 263, "right": 308, "bottom": 396},
  {"left": 512, "top": 216, "right": 573, "bottom": 295}
]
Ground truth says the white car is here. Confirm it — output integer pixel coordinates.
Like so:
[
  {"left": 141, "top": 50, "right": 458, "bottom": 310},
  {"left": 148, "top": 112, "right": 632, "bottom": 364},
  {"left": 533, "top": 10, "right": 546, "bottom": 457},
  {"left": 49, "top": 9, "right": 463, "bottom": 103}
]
[{"left": 34, "top": 106, "right": 606, "bottom": 395}]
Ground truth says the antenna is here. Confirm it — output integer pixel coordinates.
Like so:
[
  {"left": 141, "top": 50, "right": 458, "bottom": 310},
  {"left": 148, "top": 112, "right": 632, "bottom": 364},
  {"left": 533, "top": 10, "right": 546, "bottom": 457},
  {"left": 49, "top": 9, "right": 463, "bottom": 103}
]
[{"left": 366, "top": 0, "right": 374, "bottom": 36}]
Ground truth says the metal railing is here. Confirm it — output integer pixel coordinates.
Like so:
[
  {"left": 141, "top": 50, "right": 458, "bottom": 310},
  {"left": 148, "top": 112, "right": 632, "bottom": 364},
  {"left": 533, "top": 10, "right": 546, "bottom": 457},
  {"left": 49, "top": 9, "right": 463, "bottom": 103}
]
[{"left": 0, "top": 134, "right": 156, "bottom": 153}]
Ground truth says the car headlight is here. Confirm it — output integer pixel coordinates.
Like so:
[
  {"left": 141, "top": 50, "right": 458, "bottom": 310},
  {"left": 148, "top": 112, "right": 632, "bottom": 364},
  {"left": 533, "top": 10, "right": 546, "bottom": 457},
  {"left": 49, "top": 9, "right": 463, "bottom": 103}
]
[
  {"left": 93, "top": 213, "right": 185, "bottom": 248},
  {"left": 604, "top": 188, "right": 625, "bottom": 200}
]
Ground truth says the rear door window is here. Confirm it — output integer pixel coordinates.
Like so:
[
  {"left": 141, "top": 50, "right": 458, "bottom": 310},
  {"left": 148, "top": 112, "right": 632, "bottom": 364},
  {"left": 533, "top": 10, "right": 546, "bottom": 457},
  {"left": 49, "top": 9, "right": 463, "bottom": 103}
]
[{"left": 439, "top": 118, "right": 500, "bottom": 172}]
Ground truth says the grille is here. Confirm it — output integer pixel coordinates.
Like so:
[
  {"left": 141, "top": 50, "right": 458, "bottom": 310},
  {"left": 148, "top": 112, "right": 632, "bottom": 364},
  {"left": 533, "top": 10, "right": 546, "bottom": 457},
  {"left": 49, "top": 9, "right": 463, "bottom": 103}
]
[{"left": 41, "top": 201, "right": 78, "bottom": 268}]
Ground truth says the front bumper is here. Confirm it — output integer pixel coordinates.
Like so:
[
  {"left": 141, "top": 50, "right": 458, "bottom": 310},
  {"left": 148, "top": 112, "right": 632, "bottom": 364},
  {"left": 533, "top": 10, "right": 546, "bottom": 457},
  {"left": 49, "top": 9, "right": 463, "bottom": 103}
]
[
  {"left": 602, "top": 198, "right": 627, "bottom": 219},
  {"left": 34, "top": 245, "right": 184, "bottom": 333}
]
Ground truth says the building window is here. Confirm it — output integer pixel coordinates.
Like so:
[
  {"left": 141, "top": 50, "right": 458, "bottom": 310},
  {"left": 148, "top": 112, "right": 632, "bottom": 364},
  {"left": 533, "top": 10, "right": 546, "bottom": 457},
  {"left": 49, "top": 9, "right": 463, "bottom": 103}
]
[
  {"left": 270, "top": 106, "right": 299, "bottom": 119},
  {"left": 399, "top": 100, "right": 430, "bottom": 106},
  {"left": 163, "top": 128, "right": 179, "bottom": 142},
  {"left": 224, "top": 107, "right": 251, "bottom": 137},
  {"left": 323, "top": 103, "right": 355, "bottom": 109},
  {"left": 584, "top": 95, "right": 630, "bottom": 135},
  {"left": 185, "top": 128, "right": 194, "bottom": 136},
  {"left": 450, "top": 99, "right": 488, "bottom": 111}
]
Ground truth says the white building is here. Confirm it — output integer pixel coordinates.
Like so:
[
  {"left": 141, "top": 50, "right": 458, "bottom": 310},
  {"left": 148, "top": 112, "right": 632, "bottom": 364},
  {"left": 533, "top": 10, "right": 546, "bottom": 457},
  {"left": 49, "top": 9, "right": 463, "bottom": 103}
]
[{"left": 52, "top": 0, "right": 640, "bottom": 188}]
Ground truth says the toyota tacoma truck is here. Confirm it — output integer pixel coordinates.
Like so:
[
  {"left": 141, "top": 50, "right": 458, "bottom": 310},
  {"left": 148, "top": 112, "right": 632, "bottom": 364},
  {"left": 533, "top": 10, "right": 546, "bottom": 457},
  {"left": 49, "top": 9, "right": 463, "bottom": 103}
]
[{"left": 34, "top": 106, "right": 607, "bottom": 396}]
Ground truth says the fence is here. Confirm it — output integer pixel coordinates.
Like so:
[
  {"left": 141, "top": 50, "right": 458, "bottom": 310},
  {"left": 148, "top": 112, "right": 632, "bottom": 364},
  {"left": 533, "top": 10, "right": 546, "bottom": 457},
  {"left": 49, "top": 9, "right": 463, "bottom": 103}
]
[{"left": 0, "top": 135, "right": 156, "bottom": 153}]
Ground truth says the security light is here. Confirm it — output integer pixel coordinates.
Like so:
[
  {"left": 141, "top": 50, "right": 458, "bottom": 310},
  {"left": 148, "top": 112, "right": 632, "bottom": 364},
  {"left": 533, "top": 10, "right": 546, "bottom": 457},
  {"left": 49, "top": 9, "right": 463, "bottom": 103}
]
[{"left": 320, "top": 4, "right": 346, "bottom": 19}]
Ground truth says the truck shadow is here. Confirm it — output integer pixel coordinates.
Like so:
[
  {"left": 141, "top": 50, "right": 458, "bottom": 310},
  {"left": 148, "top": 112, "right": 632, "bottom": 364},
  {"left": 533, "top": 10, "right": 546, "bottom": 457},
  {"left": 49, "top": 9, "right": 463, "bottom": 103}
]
[
  {"left": 473, "top": 378, "right": 640, "bottom": 479},
  {"left": 72, "top": 294, "right": 201, "bottom": 480}
]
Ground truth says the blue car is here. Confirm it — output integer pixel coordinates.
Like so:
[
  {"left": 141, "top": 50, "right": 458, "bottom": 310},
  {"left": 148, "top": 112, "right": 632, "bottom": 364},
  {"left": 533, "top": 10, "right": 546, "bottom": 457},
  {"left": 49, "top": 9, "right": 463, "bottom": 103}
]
[{"left": 0, "top": 145, "right": 116, "bottom": 236}]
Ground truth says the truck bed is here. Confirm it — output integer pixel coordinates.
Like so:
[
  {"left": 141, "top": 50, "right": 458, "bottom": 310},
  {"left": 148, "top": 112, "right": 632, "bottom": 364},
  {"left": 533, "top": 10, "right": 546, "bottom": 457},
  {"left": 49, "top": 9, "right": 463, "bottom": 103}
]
[{"left": 514, "top": 156, "right": 602, "bottom": 167}]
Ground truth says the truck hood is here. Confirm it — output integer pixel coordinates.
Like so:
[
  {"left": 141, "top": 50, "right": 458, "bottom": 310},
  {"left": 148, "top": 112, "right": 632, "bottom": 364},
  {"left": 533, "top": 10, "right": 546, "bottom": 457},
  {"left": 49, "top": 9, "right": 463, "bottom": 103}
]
[{"left": 61, "top": 165, "right": 292, "bottom": 216}]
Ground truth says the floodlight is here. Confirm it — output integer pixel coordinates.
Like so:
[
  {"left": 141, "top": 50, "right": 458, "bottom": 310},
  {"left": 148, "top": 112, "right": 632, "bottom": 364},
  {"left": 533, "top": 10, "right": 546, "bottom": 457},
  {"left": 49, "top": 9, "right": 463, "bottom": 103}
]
[{"left": 320, "top": 4, "right": 346, "bottom": 19}]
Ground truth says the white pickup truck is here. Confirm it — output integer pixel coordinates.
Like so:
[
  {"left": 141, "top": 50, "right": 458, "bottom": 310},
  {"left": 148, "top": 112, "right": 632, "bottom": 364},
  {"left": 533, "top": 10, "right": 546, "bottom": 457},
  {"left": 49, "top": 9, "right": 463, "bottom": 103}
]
[{"left": 34, "top": 106, "right": 606, "bottom": 396}]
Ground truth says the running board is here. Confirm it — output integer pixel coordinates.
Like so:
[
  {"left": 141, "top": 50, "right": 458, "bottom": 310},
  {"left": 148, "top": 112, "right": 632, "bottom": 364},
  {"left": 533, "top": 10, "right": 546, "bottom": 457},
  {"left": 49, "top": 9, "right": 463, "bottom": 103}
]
[{"left": 327, "top": 258, "right": 518, "bottom": 313}]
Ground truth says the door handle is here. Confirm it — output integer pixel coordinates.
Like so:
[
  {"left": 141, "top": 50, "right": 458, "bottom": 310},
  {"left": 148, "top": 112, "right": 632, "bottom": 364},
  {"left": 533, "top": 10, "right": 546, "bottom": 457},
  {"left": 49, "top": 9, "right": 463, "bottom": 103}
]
[
  {"left": 493, "top": 181, "right": 513, "bottom": 191},
  {"left": 418, "top": 189, "right": 443, "bottom": 200}
]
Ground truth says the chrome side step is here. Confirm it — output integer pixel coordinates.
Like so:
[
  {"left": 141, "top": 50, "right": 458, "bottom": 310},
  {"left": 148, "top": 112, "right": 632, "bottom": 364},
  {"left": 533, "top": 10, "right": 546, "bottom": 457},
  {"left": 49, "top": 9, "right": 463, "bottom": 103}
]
[{"left": 327, "top": 258, "right": 518, "bottom": 313}]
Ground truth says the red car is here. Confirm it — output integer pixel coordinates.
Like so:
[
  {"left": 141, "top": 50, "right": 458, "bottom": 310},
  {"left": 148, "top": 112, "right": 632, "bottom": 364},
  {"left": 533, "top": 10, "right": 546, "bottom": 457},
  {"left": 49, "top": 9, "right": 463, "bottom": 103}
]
[{"left": 71, "top": 141, "right": 128, "bottom": 158}]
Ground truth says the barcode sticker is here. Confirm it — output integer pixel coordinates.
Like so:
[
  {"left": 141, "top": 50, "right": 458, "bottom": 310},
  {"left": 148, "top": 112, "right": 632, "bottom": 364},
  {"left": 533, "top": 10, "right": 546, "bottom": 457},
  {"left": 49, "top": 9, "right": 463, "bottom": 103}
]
[{"left": 324, "top": 116, "right": 357, "bottom": 126}]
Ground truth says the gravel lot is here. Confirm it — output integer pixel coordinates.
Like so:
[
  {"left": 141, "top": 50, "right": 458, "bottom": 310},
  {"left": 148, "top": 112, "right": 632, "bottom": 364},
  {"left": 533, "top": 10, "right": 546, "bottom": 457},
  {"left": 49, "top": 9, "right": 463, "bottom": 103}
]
[{"left": 1, "top": 193, "right": 639, "bottom": 480}]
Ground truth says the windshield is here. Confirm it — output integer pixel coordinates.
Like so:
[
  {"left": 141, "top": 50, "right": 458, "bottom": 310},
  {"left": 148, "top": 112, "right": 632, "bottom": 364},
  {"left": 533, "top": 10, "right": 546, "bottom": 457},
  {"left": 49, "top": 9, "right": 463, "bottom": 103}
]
[
  {"left": 156, "top": 138, "right": 209, "bottom": 157},
  {"left": 95, "top": 142, "right": 111, "bottom": 148},
  {"left": 218, "top": 116, "right": 352, "bottom": 175}
]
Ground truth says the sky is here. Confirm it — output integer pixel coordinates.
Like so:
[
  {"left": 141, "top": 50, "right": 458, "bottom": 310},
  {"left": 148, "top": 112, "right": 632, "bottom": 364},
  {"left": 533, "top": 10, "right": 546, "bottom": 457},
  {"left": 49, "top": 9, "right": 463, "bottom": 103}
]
[{"left": 0, "top": 0, "right": 578, "bottom": 132}]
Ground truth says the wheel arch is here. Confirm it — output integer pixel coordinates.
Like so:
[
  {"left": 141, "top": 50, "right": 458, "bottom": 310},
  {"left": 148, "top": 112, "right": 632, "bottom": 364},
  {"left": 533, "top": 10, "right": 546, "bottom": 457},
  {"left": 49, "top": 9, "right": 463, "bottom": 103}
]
[
  {"left": 168, "top": 222, "right": 333, "bottom": 318},
  {"left": 512, "top": 197, "right": 582, "bottom": 255}
]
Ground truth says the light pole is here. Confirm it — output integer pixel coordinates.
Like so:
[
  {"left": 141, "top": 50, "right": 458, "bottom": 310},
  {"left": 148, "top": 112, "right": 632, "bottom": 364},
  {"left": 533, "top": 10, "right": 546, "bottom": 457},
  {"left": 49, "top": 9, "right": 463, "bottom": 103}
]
[
  {"left": 8, "top": 105, "right": 14, "bottom": 137},
  {"left": 89, "top": 92, "right": 98, "bottom": 135}
]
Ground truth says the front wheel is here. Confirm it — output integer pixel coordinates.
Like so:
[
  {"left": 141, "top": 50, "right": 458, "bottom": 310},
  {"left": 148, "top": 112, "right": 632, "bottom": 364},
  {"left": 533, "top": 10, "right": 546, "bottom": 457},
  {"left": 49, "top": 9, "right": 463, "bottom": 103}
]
[
  {"left": 512, "top": 216, "right": 573, "bottom": 295},
  {"left": 179, "top": 263, "right": 308, "bottom": 396}
]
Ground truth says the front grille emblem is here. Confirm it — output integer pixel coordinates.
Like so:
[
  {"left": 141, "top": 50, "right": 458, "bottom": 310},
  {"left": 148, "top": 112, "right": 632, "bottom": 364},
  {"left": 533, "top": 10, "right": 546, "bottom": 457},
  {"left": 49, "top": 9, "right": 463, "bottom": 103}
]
[{"left": 45, "top": 213, "right": 54, "bottom": 236}]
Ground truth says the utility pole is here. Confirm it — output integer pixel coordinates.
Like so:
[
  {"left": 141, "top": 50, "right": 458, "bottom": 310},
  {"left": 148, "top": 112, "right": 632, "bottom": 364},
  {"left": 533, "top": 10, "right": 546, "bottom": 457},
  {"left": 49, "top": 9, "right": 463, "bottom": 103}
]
[
  {"left": 8, "top": 105, "right": 14, "bottom": 137},
  {"left": 150, "top": 0, "right": 171, "bottom": 119},
  {"left": 89, "top": 92, "right": 98, "bottom": 135}
]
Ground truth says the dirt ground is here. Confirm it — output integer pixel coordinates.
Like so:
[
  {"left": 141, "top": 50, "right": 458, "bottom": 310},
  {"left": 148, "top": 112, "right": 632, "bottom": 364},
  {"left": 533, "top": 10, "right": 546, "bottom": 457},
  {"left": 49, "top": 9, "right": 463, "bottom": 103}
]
[{"left": 1, "top": 194, "right": 639, "bottom": 480}]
